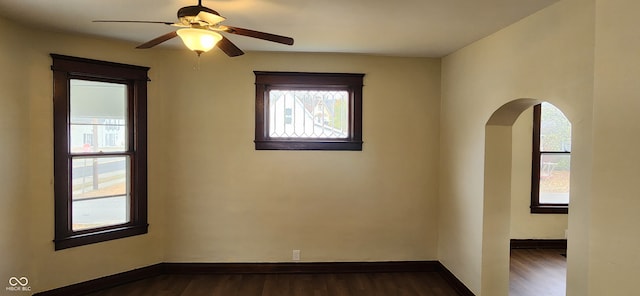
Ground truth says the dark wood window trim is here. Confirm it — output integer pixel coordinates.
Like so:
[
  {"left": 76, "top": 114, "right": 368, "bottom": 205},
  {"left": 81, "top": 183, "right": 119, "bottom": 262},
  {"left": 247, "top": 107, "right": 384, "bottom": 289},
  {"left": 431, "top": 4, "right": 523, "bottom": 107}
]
[
  {"left": 52, "top": 54, "right": 149, "bottom": 250},
  {"left": 531, "top": 104, "right": 569, "bottom": 214},
  {"left": 254, "top": 71, "right": 364, "bottom": 151}
]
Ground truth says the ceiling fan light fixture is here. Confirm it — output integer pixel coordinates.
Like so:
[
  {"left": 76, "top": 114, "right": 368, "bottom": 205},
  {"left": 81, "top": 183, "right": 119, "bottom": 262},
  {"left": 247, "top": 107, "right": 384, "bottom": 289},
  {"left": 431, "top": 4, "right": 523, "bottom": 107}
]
[
  {"left": 96, "top": 0, "right": 293, "bottom": 57},
  {"left": 176, "top": 28, "right": 222, "bottom": 55}
]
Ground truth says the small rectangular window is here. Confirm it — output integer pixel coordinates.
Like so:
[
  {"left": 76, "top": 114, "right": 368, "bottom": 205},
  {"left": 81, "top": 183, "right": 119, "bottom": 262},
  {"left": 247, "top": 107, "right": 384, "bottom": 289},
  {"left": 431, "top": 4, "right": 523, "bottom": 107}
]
[{"left": 254, "top": 71, "right": 364, "bottom": 150}]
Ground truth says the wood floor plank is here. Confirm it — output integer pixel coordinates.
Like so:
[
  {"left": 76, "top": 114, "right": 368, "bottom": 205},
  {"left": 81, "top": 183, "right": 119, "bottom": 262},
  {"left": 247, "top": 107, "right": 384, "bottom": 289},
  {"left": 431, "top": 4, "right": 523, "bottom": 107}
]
[
  {"left": 510, "top": 248, "right": 567, "bottom": 296},
  {"left": 236, "top": 274, "right": 266, "bottom": 296}
]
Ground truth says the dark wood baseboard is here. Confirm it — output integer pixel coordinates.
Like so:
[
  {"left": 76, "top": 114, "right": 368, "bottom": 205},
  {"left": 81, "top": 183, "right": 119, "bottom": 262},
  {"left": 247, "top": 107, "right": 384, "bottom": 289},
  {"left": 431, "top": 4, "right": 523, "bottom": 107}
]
[
  {"left": 436, "top": 262, "right": 476, "bottom": 296},
  {"left": 33, "top": 263, "right": 163, "bottom": 296},
  {"left": 164, "top": 260, "right": 440, "bottom": 274},
  {"left": 35, "top": 261, "right": 474, "bottom": 296},
  {"left": 510, "top": 239, "right": 567, "bottom": 249}
]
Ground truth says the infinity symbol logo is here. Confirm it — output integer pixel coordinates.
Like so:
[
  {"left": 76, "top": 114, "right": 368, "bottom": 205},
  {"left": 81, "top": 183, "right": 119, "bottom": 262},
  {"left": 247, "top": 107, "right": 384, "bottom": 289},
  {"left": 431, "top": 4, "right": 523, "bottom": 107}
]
[{"left": 8, "top": 277, "right": 28, "bottom": 287}]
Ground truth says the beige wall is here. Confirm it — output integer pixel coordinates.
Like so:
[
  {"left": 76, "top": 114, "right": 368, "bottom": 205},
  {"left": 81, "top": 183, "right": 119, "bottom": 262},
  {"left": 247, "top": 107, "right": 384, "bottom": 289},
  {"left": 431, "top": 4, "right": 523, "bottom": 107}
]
[
  {"left": 0, "top": 17, "right": 31, "bottom": 289},
  {"left": 510, "top": 108, "right": 568, "bottom": 239},
  {"left": 0, "top": 20, "right": 168, "bottom": 292},
  {"left": 158, "top": 51, "right": 442, "bottom": 262},
  {"left": 446, "top": 0, "right": 640, "bottom": 294},
  {"left": 436, "top": 0, "right": 640, "bottom": 293},
  {"left": 590, "top": 0, "right": 640, "bottom": 293},
  {"left": 0, "top": 17, "right": 441, "bottom": 292},
  {"left": 440, "top": 0, "right": 595, "bottom": 294}
]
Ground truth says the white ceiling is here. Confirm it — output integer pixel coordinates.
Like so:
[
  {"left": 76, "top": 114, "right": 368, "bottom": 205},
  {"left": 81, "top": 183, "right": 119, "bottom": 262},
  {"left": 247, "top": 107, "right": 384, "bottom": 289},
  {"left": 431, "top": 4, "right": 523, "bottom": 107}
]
[{"left": 0, "top": 0, "right": 558, "bottom": 57}]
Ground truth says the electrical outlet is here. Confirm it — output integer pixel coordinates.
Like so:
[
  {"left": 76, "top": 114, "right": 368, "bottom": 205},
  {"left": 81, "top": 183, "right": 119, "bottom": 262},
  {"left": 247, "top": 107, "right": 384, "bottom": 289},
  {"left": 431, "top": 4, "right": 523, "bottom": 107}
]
[{"left": 292, "top": 249, "right": 300, "bottom": 261}]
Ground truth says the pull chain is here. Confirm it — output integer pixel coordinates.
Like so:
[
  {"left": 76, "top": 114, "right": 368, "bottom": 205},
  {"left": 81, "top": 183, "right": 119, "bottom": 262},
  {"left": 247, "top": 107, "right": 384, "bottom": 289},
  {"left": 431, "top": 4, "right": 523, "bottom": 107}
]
[{"left": 193, "top": 52, "right": 202, "bottom": 71}]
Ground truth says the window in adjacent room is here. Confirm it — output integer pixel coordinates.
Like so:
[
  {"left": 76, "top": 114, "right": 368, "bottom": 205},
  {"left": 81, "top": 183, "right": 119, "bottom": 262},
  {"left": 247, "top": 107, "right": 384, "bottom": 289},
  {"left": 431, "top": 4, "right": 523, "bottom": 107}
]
[
  {"left": 52, "top": 54, "right": 149, "bottom": 250},
  {"left": 531, "top": 102, "right": 571, "bottom": 214},
  {"left": 254, "top": 71, "right": 364, "bottom": 150}
]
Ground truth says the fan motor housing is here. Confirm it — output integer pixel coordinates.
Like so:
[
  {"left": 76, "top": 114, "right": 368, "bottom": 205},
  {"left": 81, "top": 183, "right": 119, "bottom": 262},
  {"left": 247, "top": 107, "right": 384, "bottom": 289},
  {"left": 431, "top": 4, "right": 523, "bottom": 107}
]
[{"left": 177, "top": 5, "right": 221, "bottom": 18}]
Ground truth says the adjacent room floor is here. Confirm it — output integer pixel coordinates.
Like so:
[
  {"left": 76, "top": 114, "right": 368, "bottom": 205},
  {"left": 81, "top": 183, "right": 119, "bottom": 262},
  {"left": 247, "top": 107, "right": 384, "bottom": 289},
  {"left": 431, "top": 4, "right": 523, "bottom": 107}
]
[{"left": 510, "top": 249, "right": 567, "bottom": 296}]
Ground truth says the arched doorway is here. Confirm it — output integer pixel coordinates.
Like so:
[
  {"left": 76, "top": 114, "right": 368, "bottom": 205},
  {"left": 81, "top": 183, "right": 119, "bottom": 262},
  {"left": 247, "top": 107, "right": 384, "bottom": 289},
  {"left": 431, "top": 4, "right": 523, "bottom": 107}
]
[{"left": 481, "top": 98, "right": 571, "bottom": 295}]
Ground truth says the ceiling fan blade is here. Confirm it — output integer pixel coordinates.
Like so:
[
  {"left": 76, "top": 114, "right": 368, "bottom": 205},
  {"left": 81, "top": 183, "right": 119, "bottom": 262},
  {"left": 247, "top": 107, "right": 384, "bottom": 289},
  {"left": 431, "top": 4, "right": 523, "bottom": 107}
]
[
  {"left": 93, "top": 20, "right": 174, "bottom": 25},
  {"left": 217, "top": 36, "right": 244, "bottom": 57},
  {"left": 136, "top": 31, "right": 178, "bottom": 49},
  {"left": 220, "top": 26, "right": 294, "bottom": 45},
  {"left": 195, "top": 11, "right": 226, "bottom": 25}
]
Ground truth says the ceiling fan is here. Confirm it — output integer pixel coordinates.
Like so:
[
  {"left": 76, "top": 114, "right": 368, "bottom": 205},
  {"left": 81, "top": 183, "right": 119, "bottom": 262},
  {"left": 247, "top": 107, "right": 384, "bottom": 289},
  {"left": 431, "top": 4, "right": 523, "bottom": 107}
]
[{"left": 94, "top": 0, "right": 294, "bottom": 57}]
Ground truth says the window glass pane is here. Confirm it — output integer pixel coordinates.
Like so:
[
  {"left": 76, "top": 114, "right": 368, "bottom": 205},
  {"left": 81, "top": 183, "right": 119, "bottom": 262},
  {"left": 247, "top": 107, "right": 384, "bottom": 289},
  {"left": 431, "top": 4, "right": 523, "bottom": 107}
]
[
  {"left": 268, "top": 90, "right": 349, "bottom": 138},
  {"left": 540, "top": 102, "right": 571, "bottom": 152},
  {"left": 70, "top": 80, "right": 127, "bottom": 153},
  {"left": 539, "top": 154, "right": 570, "bottom": 204},
  {"left": 71, "top": 156, "right": 130, "bottom": 230}
]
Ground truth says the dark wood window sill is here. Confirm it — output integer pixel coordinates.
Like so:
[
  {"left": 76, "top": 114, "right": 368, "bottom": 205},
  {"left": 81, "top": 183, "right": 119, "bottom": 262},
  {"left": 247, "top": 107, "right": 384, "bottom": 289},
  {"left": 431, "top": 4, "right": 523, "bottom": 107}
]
[{"left": 530, "top": 205, "right": 568, "bottom": 214}]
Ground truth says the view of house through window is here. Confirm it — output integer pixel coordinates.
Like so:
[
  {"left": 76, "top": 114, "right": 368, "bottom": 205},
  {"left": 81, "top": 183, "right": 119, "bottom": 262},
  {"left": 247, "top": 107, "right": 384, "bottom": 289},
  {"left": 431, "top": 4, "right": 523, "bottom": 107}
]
[
  {"left": 269, "top": 90, "right": 349, "bottom": 138},
  {"left": 70, "top": 80, "right": 131, "bottom": 230},
  {"left": 531, "top": 102, "right": 571, "bottom": 213},
  {"left": 254, "top": 71, "right": 364, "bottom": 150}
]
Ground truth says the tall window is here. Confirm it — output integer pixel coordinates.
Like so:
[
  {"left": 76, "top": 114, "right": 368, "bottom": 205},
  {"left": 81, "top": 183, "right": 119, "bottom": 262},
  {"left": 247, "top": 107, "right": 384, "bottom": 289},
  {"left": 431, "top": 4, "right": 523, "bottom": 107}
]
[
  {"left": 254, "top": 71, "right": 364, "bottom": 150},
  {"left": 52, "top": 54, "right": 149, "bottom": 250},
  {"left": 531, "top": 103, "right": 571, "bottom": 214}
]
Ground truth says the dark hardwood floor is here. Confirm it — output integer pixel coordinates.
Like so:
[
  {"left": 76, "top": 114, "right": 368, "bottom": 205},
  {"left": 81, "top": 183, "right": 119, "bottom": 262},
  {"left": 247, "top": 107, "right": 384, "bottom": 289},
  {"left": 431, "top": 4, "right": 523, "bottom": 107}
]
[
  {"left": 84, "top": 272, "right": 460, "bottom": 296},
  {"left": 510, "top": 249, "right": 567, "bottom": 296},
  {"left": 59, "top": 249, "right": 567, "bottom": 296}
]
